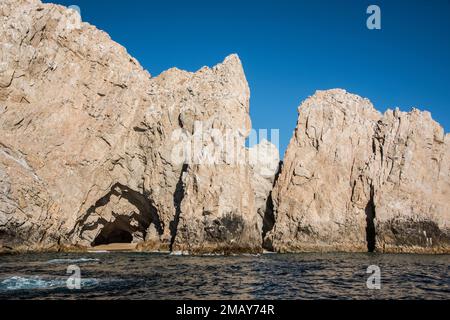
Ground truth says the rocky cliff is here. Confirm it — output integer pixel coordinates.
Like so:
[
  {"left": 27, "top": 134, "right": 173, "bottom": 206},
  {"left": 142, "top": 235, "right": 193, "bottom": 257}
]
[
  {"left": 0, "top": 0, "right": 278, "bottom": 253},
  {"left": 265, "top": 89, "right": 450, "bottom": 253},
  {"left": 1, "top": 1, "right": 448, "bottom": 254}
]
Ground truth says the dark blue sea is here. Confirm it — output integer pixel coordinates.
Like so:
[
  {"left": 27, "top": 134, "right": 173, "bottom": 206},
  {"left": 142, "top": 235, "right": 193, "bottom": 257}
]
[{"left": 0, "top": 252, "right": 448, "bottom": 300}]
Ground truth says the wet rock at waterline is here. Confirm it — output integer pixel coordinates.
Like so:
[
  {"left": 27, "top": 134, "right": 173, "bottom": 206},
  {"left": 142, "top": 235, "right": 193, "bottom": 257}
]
[
  {"left": 0, "top": 1, "right": 448, "bottom": 254},
  {"left": 265, "top": 89, "right": 450, "bottom": 253}
]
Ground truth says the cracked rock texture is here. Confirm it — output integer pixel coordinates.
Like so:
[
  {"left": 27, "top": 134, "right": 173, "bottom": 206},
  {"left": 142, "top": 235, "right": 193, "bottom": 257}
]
[
  {"left": 265, "top": 89, "right": 450, "bottom": 253},
  {"left": 0, "top": 0, "right": 274, "bottom": 253},
  {"left": 1, "top": 1, "right": 448, "bottom": 255},
  {"left": 1, "top": 0, "right": 154, "bottom": 252},
  {"left": 248, "top": 140, "right": 280, "bottom": 243}
]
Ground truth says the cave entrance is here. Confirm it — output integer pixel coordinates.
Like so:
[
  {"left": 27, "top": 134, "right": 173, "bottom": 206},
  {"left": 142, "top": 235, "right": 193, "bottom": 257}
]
[
  {"left": 77, "top": 183, "right": 164, "bottom": 248},
  {"left": 365, "top": 187, "right": 376, "bottom": 253},
  {"left": 92, "top": 217, "right": 135, "bottom": 246}
]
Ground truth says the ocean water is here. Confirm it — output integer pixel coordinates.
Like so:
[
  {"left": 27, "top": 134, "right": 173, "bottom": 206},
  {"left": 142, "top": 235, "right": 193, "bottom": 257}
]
[{"left": 0, "top": 252, "right": 448, "bottom": 300}]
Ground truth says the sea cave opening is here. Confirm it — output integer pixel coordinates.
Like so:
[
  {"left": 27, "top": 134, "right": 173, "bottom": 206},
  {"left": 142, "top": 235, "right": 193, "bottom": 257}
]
[
  {"left": 92, "top": 217, "right": 135, "bottom": 246},
  {"left": 78, "top": 183, "right": 164, "bottom": 248}
]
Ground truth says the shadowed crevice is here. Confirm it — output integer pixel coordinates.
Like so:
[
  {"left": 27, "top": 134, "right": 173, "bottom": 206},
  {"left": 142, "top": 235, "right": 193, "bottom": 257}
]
[
  {"left": 169, "top": 163, "right": 189, "bottom": 251},
  {"left": 262, "top": 194, "right": 275, "bottom": 243},
  {"left": 262, "top": 161, "right": 282, "bottom": 251},
  {"left": 365, "top": 186, "right": 376, "bottom": 252}
]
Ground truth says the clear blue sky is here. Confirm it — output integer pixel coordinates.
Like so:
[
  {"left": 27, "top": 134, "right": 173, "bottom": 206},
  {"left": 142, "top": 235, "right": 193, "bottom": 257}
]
[{"left": 44, "top": 0, "right": 450, "bottom": 157}]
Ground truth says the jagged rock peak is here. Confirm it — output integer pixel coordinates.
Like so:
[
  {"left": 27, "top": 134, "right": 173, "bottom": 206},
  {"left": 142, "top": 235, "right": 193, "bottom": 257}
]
[
  {"left": 266, "top": 89, "right": 450, "bottom": 253},
  {"left": 1, "top": 0, "right": 448, "bottom": 255},
  {"left": 0, "top": 0, "right": 260, "bottom": 254}
]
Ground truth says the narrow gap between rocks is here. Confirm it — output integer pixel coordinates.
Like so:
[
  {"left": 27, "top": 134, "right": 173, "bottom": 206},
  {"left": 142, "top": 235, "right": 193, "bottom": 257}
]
[
  {"left": 365, "top": 186, "right": 376, "bottom": 252},
  {"left": 262, "top": 161, "right": 282, "bottom": 251},
  {"left": 262, "top": 194, "right": 275, "bottom": 245},
  {"left": 169, "top": 163, "right": 189, "bottom": 251}
]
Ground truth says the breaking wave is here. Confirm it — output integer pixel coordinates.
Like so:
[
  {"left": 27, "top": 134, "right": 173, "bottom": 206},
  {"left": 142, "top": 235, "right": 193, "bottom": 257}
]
[
  {"left": 46, "top": 258, "right": 100, "bottom": 264},
  {"left": 0, "top": 276, "right": 99, "bottom": 291}
]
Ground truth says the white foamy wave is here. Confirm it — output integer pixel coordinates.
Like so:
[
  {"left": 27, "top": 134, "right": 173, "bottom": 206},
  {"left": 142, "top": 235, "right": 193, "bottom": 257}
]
[
  {"left": 0, "top": 276, "right": 99, "bottom": 291},
  {"left": 170, "top": 251, "right": 189, "bottom": 256},
  {"left": 0, "top": 276, "right": 64, "bottom": 290},
  {"left": 46, "top": 258, "right": 100, "bottom": 264}
]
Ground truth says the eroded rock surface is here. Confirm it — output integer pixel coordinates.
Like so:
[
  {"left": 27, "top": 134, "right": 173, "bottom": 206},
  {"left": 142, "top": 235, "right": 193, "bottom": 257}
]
[
  {"left": 266, "top": 89, "right": 450, "bottom": 253},
  {"left": 248, "top": 140, "right": 280, "bottom": 244},
  {"left": 0, "top": 0, "right": 265, "bottom": 253},
  {"left": 154, "top": 54, "right": 260, "bottom": 254},
  {"left": 1, "top": 0, "right": 154, "bottom": 252},
  {"left": 1, "top": 1, "right": 448, "bottom": 255}
]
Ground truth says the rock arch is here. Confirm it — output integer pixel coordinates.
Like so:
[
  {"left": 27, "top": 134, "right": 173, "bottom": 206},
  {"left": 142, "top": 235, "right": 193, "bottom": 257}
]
[{"left": 75, "top": 183, "right": 163, "bottom": 247}]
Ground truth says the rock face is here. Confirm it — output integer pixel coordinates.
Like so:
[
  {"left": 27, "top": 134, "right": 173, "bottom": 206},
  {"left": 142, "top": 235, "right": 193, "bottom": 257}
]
[
  {"left": 248, "top": 140, "right": 280, "bottom": 243},
  {"left": 1, "top": 1, "right": 448, "bottom": 255},
  {"left": 265, "top": 89, "right": 450, "bottom": 253},
  {"left": 0, "top": 0, "right": 277, "bottom": 253},
  {"left": 1, "top": 0, "right": 154, "bottom": 252},
  {"left": 157, "top": 55, "right": 261, "bottom": 254}
]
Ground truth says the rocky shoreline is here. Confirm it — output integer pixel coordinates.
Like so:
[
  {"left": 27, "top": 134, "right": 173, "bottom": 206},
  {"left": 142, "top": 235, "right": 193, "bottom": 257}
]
[{"left": 1, "top": 0, "right": 449, "bottom": 255}]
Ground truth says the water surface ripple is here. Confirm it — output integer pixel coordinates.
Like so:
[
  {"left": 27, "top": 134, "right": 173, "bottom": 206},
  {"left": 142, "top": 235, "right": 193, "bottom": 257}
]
[{"left": 0, "top": 252, "right": 448, "bottom": 300}]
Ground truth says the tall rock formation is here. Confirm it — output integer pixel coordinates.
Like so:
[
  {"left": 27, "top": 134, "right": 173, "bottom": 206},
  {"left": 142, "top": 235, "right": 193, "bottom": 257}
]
[
  {"left": 0, "top": 0, "right": 274, "bottom": 253},
  {"left": 1, "top": 0, "right": 154, "bottom": 251},
  {"left": 1, "top": 1, "right": 447, "bottom": 255},
  {"left": 266, "top": 89, "right": 450, "bottom": 253},
  {"left": 155, "top": 55, "right": 261, "bottom": 254}
]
